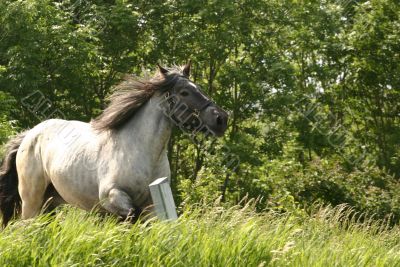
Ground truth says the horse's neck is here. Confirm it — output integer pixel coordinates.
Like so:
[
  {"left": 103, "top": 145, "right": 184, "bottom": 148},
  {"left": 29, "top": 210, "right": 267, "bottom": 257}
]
[{"left": 114, "top": 93, "right": 172, "bottom": 162}]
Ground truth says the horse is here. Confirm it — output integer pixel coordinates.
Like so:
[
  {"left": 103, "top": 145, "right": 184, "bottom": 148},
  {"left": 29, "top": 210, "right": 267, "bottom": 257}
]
[{"left": 0, "top": 62, "right": 228, "bottom": 226}]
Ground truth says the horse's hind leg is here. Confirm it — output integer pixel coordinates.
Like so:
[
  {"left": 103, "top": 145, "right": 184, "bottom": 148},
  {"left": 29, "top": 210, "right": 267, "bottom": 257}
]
[
  {"left": 19, "top": 176, "right": 48, "bottom": 219},
  {"left": 17, "top": 155, "right": 49, "bottom": 219}
]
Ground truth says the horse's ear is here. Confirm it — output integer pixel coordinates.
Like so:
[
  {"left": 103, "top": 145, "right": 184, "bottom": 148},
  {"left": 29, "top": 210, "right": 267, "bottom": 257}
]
[
  {"left": 183, "top": 60, "right": 191, "bottom": 77},
  {"left": 157, "top": 63, "right": 169, "bottom": 76}
]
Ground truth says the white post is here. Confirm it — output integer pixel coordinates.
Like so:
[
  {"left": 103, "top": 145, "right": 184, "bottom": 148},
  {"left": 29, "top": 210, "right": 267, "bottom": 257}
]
[{"left": 149, "top": 177, "right": 178, "bottom": 221}]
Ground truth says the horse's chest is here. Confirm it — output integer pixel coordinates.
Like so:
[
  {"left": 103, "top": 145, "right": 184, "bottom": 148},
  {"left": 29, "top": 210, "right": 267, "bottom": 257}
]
[
  {"left": 114, "top": 156, "right": 170, "bottom": 198},
  {"left": 118, "top": 162, "right": 166, "bottom": 189}
]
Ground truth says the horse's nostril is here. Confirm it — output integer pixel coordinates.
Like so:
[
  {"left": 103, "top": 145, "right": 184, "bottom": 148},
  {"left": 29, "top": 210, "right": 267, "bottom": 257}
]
[{"left": 216, "top": 115, "right": 224, "bottom": 126}]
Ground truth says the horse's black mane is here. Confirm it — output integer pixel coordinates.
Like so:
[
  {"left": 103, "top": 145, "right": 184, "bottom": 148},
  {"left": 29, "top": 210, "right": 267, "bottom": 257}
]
[{"left": 92, "top": 66, "right": 184, "bottom": 131}]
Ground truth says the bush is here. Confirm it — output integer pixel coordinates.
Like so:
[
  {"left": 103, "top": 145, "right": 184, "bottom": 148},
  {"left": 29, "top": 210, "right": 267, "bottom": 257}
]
[
  {"left": 0, "top": 92, "right": 17, "bottom": 156},
  {"left": 246, "top": 157, "right": 400, "bottom": 222},
  {"left": 0, "top": 118, "right": 17, "bottom": 157}
]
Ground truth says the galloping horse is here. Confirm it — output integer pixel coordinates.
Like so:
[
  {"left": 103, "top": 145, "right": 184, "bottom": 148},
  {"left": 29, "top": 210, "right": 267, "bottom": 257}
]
[{"left": 0, "top": 62, "right": 228, "bottom": 226}]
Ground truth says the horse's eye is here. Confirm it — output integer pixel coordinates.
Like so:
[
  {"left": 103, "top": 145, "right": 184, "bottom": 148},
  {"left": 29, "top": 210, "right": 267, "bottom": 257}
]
[{"left": 180, "top": 91, "right": 189, "bottom": 97}]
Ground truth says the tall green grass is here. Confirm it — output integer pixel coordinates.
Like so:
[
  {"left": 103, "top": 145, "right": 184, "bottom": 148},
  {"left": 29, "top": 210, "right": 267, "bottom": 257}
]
[{"left": 0, "top": 203, "right": 400, "bottom": 266}]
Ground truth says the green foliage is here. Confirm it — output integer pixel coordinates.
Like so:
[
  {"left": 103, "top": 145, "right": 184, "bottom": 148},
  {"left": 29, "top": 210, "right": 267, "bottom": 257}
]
[
  {"left": 0, "top": 0, "right": 146, "bottom": 124},
  {"left": 0, "top": 91, "right": 17, "bottom": 155},
  {"left": 260, "top": 157, "right": 400, "bottom": 220}
]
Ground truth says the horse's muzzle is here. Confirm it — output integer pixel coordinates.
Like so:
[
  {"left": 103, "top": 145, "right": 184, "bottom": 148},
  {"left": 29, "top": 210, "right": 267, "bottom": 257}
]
[{"left": 201, "top": 105, "right": 229, "bottom": 137}]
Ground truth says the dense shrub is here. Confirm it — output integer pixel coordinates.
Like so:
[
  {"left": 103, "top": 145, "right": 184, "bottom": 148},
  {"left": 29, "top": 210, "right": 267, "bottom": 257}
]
[
  {"left": 232, "top": 157, "right": 400, "bottom": 221},
  {"left": 0, "top": 92, "right": 17, "bottom": 156}
]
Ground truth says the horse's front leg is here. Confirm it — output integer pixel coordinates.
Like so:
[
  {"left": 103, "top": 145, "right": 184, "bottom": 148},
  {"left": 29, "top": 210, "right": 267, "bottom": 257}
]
[{"left": 99, "top": 187, "right": 138, "bottom": 221}]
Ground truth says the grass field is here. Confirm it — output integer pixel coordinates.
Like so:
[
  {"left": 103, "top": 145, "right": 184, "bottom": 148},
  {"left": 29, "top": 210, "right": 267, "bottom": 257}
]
[{"left": 0, "top": 203, "right": 400, "bottom": 266}]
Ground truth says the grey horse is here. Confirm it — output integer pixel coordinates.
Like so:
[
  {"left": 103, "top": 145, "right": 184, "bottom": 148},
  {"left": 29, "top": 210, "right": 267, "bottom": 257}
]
[{"left": 0, "top": 62, "right": 228, "bottom": 226}]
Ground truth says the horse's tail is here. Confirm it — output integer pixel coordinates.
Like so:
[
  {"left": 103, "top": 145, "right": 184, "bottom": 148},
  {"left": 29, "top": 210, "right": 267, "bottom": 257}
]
[{"left": 0, "top": 132, "right": 26, "bottom": 227}]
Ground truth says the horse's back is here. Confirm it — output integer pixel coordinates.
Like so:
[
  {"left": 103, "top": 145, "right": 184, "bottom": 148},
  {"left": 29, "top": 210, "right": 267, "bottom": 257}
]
[
  {"left": 18, "top": 119, "right": 94, "bottom": 169},
  {"left": 16, "top": 119, "right": 76, "bottom": 175}
]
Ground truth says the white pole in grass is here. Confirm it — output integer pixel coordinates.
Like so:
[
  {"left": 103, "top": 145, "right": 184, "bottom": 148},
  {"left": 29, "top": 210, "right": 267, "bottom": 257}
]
[{"left": 149, "top": 177, "right": 178, "bottom": 221}]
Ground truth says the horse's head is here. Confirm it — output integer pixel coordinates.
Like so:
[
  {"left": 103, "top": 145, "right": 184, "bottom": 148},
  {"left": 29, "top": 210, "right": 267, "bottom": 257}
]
[{"left": 158, "top": 62, "right": 228, "bottom": 137}]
